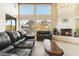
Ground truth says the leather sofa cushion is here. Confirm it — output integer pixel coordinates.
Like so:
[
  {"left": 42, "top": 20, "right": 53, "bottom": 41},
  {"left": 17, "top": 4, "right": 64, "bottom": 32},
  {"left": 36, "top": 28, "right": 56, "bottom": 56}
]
[
  {"left": 8, "top": 48, "right": 31, "bottom": 56},
  {"left": 0, "top": 32, "right": 11, "bottom": 50},
  {"left": 11, "top": 31, "right": 21, "bottom": 41},
  {"left": 5, "top": 31, "right": 21, "bottom": 43},
  {"left": 15, "top": 40, "right": 34, "bottom": 49},
  {"left": 19, "top": 30, "right": 27, "bottom": 36},
  {"left": 18, "top": 31, "right": 27, "bottom": 38},
  {"left": 5, "top": 31, "right": 15, "bottom": 43},
  {"left": 12, "top": 38, "right": 26, "bottom": 46},
  {"left": 17, "top": 31, "right": 23, "bottom": 37},
  {"left": 0, "top": 52, "right": 17, "bottom": 56}
]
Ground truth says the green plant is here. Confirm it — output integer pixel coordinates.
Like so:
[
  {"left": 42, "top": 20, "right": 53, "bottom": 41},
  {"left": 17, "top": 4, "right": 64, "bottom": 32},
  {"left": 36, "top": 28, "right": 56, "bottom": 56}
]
[{"left": 76, "top": 28, "right": 79, "bottom": 33}]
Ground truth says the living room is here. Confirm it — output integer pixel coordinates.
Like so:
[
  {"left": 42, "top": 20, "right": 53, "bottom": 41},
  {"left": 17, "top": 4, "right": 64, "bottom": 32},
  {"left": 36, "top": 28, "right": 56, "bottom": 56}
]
[{"left": 1, "top": 2, "right": 79, "bottom": 56}]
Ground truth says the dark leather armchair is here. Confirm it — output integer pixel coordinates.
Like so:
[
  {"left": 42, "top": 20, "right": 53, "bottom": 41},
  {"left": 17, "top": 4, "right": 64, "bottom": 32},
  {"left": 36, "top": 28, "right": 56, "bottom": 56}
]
[{"left": 37, "top": 31, "right": 52, "bottom": 41}]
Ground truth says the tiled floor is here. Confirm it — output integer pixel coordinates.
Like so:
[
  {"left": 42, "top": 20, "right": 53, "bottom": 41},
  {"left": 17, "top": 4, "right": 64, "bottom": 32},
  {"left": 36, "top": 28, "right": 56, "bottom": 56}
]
[
  {"left": 31, "top": 41, "right": 49, "bottom": 56},
  {"left": 55, "top": 40, "right": 79, "bottom": 56},
  {"left": 31, "top": 40, "right": 79, "bottom": 56}
]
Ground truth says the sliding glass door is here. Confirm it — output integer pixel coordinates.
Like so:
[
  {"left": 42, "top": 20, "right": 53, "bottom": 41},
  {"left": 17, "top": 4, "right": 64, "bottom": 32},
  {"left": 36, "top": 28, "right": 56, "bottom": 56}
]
[{"left": 6, "top": 14, "right": 16, "bottom": 31}]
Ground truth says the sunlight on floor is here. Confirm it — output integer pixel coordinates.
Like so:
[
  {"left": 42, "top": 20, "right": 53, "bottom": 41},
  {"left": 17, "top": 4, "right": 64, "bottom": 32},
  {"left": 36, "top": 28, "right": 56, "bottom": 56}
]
[{"left": 55, "top": 40, "right": 79, "bottom": 56}]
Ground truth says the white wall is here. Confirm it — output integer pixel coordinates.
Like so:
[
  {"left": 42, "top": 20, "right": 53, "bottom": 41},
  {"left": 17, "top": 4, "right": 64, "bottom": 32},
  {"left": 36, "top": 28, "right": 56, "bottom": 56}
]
[
  {"left": 0, "top": 6, "right": 5, "bottom": 32},
  {"left": 0, "top": 3, "right": 18, "bottom": 32},
  {"left": 57, "top": 4, "right": 76, "bottom": 36}
]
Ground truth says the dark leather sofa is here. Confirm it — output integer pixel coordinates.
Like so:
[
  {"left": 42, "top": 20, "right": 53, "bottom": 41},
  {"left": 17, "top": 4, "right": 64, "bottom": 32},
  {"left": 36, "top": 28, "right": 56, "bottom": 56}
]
[
  {"left": 37, "top": 31, "right": 52, "bottom": 41},
  {"left": 0, "top": 31, "right": 35, "bottom": 56}
]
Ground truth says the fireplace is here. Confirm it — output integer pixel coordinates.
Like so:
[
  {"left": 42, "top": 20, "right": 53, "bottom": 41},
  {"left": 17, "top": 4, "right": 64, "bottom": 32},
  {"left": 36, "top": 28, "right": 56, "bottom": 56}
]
[{"left": 61, "top": 29, "right": 72, "bottom": 36}]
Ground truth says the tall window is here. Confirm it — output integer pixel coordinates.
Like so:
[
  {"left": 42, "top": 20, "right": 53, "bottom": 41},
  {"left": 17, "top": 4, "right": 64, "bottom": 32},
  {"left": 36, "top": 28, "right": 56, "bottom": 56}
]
[
  {"left": 6, "top": 20, "right": 12, "bottom": 31},
  {"left": 19, "top": 4, "right": 51, "bottom": 15},
  {"left": 36, "top": 5, "right": 51, "bottom": 15},
  {"left": 6, "top": 15, "right": 16, "bottom": 31},
  {"left": 19, "top": 4, "right": 34, "bottom": 15},
  {"left": 19, "top": 4, "right": 51, "bottom": 32}
]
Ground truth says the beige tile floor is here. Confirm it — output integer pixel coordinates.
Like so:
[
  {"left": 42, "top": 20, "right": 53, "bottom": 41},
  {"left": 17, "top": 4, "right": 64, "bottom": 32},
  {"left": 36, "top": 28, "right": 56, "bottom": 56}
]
[
  {"left": 31, "top": 41, "right": 49, "bottom": 56},
  {"left": 55, "top": 40, "right": 79, "bottom": 56},
  {"left": 31, "top": 40, "right": 79, "bottom": 56}
]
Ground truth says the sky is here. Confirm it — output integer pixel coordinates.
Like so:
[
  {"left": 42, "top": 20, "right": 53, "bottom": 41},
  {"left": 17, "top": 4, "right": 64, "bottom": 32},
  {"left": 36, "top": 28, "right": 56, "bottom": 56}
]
[{"left": 20, "top": 4, "right": 51, "bottom": 15}]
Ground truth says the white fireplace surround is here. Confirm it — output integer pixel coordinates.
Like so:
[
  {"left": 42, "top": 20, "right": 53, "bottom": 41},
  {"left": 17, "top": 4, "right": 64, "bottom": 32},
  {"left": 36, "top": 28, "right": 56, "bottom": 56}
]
[
  {"left": 57, "top": 17, "right": 76, "bottom": 36},
  {"left": 57, "top": 25, "right": 75, "bottom": 36}
]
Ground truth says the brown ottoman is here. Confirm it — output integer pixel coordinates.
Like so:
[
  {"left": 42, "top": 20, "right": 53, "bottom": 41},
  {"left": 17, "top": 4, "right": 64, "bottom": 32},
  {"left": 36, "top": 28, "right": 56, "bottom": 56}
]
[{"left": 44, "top": 39, "right": 64, "bottom": 56}]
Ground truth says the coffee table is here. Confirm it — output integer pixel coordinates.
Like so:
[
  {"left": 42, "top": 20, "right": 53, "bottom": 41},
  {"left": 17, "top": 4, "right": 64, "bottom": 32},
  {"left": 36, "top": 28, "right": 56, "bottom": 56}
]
[{"left": 43, "top": 39, "right": 64, "bottom": 56}]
